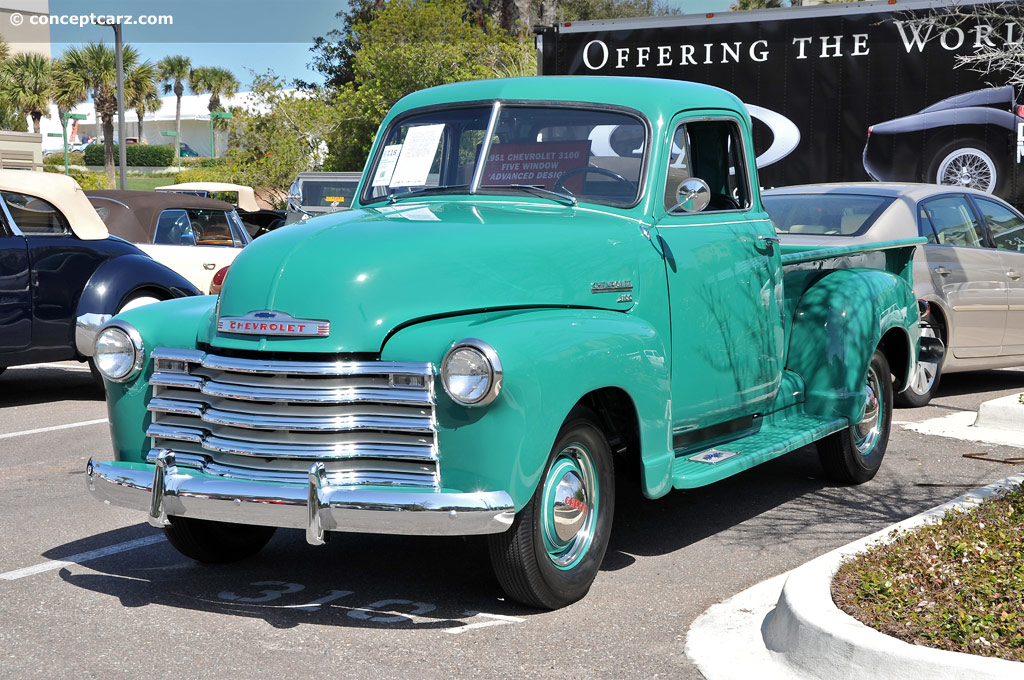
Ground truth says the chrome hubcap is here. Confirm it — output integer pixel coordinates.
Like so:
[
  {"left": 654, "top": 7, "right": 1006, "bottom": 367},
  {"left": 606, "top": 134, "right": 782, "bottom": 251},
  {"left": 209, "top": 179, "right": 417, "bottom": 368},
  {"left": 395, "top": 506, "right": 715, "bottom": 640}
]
[
  {"left": 854, "top": 365, "right": 882, "bottom": 455},
  {"left": 909, "top": 327, "right": 940, "bottom": 396},
  {"left": 541, "top": 443, "right": 597, "bottom": 569},
  {"left": 938, "top": 149, "right": 996, "bottom": 192}
]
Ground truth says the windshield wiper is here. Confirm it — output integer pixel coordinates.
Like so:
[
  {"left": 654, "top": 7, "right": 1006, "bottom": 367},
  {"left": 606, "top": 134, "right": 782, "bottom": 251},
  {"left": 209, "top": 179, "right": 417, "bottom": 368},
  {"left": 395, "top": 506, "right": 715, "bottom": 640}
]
[
  {"left": 499, "top": 184, "right": 577, "bottom": 207},
  {"left": 387, "top": 185, "right": 469, "bottom": 204}
]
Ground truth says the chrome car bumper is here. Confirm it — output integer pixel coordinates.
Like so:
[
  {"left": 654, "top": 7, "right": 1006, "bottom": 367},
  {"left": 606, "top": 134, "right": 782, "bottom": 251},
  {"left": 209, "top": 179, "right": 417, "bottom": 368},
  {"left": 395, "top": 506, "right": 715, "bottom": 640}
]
[{"left": 86, "top": 454, "right": 516, "bottom": 544}]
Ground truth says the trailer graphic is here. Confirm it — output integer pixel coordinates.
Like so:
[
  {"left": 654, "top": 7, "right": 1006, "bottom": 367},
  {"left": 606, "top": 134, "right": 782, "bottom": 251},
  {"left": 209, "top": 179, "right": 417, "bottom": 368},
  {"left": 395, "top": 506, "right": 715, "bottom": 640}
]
[{"left": 536, "top": 0, "right": 1024, "bottom": 205}]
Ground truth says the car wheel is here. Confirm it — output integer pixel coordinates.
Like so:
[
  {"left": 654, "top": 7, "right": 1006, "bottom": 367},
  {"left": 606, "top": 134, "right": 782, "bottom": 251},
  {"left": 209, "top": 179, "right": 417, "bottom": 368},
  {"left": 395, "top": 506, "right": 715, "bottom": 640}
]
[
  {"left": 488, "top": 408, "right": 615, "bottom": 609},
  {"left": 894, "top": 326, "right": 943, "bottom": 408},
  {"left": 817, "top": 349, "right": 893, "bottom": 484},
  {"left": 163, "top": 516, "right": 276, "bottom": 563},
  {"left": 927, "top": 140, "right": 1006, "bottom": 194}
]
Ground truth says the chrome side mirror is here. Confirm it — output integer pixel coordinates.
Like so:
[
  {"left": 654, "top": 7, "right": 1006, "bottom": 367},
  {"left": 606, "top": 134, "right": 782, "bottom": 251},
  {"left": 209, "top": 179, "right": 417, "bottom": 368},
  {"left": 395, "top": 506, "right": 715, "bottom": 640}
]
[
  {"left": 668, "top": 178, "right": 711, "bottom": 214},
  {"left": 286, "top": 181, "right": 301, "bottom": 212}
]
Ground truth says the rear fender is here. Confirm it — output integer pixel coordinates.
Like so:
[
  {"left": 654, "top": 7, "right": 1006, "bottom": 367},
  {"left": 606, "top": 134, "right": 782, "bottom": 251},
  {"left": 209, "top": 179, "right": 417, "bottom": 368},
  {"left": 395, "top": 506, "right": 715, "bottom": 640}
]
[
  {"left": 74, "top": 254, "right": 199, "bottom": 356},
  {"left": 381, "top": 308, "right": 673, "bottom": 509},
  {"left": 786, "top": 268, "right": 916, "bottom": 424}
]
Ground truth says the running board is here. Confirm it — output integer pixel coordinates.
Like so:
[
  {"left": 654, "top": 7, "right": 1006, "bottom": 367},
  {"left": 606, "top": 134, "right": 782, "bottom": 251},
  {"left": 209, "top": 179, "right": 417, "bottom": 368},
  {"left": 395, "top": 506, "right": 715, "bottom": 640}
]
[{"left": 670, "top": 413, "right": 848, "bottom": 489}]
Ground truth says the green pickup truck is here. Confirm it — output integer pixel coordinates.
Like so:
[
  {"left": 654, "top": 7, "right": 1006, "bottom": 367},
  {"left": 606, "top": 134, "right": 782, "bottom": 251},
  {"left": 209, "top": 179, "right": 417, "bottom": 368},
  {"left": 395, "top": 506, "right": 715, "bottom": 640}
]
[{"left": 87, "top": 77, "right": 935, "bottom": 609}]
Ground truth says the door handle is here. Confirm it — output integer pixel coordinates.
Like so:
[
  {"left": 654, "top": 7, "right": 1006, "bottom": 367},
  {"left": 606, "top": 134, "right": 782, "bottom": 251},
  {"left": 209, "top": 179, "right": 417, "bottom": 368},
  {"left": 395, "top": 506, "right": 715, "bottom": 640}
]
[
  {"left": 1009, "top": 270, "right": 1022, "bottom": 280},
  {"left": 933, "top": 266, "right": 951, "bottom": 276},
  {"left": 203, "top": 263, "right": 216, "bottom": 270},
  {"left": 758, "top": 235, "right": 780, "bottom": 248}
]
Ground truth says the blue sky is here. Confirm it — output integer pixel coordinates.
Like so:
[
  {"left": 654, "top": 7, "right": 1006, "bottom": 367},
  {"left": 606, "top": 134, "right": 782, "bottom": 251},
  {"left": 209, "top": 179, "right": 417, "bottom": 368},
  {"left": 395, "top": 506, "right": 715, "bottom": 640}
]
[{"left": 49, "top": 0, "right": 734, "bottom": 90}]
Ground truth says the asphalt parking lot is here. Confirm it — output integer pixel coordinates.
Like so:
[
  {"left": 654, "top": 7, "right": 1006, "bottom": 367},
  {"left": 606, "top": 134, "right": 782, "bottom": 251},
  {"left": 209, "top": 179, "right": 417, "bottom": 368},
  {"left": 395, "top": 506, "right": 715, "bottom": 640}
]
[{"left": 2, "top": 362, "right": 1023, "bottom": 679}]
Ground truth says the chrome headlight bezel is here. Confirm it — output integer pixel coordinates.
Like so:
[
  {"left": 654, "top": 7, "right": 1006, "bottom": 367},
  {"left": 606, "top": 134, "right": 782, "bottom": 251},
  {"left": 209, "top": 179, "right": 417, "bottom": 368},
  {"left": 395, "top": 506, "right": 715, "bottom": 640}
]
[
  {"left": 441, "top": 338, "right": 502, "bottom": 407},
  {"left": 93, "top": 320, "right": 145, "bottom": 383}
]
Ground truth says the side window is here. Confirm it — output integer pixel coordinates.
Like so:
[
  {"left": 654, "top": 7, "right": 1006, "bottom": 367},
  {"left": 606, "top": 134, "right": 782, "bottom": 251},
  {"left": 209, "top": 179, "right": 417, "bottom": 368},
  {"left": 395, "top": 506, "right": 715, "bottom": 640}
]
[
  {"left": 665, "top": 120, "right": 749, "bottom": 212},
  {"left": 918, "top": 196, "right": 984, "bottom": 247},
  {"left": 155, "top": 209, "right": 195, "bottom": 245},
  {"left": 975, "top": 198, "right": 1024, "bottom": 252},
  {"left": 186, "top": 208, "right": 234, "bottom": 246},
  {"left": 1, "top": 191, "right": 70, "bottom": 235}
]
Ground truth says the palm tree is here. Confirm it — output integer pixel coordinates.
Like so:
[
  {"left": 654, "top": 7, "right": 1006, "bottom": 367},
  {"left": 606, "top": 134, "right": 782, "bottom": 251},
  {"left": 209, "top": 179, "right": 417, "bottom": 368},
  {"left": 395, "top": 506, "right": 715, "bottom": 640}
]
[
  {"left": 0, "top": 36, "right": 22, "bottom": 131},
  {"left": 0, "top": 53, "right": 52, "bottom": 133},
  {"left": 157, "top": 55, "right": 192, "bottom": 164},
  {"left": 125, "top": 60, "right": 161, "bottom": 140},
  {"left": 190, "top": 66, "right": 239, "bottom": 112},
  {"left": 60, "top": 42, "right": 139, "bottom": 179}
]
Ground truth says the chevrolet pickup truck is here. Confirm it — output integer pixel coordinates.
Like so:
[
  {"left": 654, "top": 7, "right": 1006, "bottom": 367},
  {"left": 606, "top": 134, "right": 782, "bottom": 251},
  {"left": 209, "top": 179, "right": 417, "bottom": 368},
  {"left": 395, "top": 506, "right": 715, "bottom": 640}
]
[{"left": 86, "top": 77, "right": 933, "bottom": 609}]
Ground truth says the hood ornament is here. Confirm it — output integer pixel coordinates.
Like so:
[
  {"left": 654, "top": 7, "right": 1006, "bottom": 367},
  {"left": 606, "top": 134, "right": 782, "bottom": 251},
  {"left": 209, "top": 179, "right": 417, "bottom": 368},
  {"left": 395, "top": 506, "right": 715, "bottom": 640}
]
[{"left": 218, "top": 310, "right": 331, "bottom": 337}]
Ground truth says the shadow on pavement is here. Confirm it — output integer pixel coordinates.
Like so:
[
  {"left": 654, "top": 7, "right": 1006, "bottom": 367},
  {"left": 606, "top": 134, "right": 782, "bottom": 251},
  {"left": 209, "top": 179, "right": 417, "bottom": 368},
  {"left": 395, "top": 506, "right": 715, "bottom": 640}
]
[{"left": 0, "top": 364, "right": 104, "bottom": 406}]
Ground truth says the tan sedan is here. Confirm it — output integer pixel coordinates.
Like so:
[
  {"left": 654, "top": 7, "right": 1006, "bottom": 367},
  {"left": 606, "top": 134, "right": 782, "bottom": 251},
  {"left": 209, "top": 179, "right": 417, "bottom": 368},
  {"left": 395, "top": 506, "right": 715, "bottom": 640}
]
[{"left": 765, "top": 182, "right": 1024, "bottom": 407}]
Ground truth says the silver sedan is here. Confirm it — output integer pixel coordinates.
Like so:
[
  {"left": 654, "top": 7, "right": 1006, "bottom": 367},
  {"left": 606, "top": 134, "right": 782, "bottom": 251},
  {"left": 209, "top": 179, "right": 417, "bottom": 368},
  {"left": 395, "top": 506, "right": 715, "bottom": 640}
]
[{"left": 764, "top": 182, "right": 1024, "bottom": 407}]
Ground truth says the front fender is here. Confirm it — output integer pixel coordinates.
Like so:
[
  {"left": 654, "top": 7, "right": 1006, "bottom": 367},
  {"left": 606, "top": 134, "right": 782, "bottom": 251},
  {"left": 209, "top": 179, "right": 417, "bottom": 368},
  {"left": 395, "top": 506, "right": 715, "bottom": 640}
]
[
  {"left": 102, "top": 295, "right": 218, "bottom": 464},
  {"left": 381, "top": 308, "right": 672, "bottom": 510},
  {"left": 74, "top": 253, "right": 200, "bottom": 356},
  {"left": 786, "top": 268, "right": 915, "bottom": 424},
  {"left": 871, "top": 106, "right": 1020, "bottom": 135}
]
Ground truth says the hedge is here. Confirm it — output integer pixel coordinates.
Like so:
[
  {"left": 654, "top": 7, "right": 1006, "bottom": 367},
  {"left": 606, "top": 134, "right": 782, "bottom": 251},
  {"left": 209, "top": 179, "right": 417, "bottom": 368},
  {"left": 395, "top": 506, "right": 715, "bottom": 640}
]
[
  {"left": 43, "top": 166, "right": 113, "bottom": 190},
  {"left": 84, "top": 143, "right": 176, "bottom": 167}
]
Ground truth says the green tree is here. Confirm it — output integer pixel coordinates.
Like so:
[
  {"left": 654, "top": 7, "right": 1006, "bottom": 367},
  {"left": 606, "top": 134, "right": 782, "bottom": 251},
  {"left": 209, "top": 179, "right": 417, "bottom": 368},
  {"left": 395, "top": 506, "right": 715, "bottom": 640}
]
[
  {"left": 221, "top": 73, "right": 341, "bottom": 205},
  {"left": 556, "top": 0, "right": 678, "bottom": 21},
  {"left": 60, "top": 43, "right": 139, "bottom": 178},
  {"left": 0, "top": 38, "right": 27, "bottom": 131},
  {"left": 329, "top": 0, "right": 533, "bottom": 169},
  {"left": 125, "top": 60, "right": 161, "bottom": 140},
  {"left": 157, "top": 54, "right": 192, "bottom": 163},
  {"left": 0, "top": 53, "right": 52, "bottom": 133},
  {"left": 191, "top": 66, "right": 240, "bottom": 112}
]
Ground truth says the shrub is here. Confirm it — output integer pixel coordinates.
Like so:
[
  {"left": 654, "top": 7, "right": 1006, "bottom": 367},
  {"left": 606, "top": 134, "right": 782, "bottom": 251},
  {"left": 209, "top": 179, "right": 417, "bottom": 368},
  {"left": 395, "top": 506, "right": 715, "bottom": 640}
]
[
  {"left": 173, "top": 167, "right": 235, "bottom": 184},
  {"left": 44, "top": 166, "right": 113, "bottom": 190},
  {"left": 43, "top": 151, "right": 85, "bottom": 167},
  {"left": 84, "top": 143, "right": 176, "bottom": 167}
]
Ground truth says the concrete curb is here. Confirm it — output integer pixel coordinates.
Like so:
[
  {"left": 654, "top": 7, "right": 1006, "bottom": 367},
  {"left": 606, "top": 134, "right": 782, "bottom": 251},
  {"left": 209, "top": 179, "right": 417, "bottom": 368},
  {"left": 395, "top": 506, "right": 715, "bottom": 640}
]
[
  {"left": 975, "top": 393, "right": 1024, "bottom": 432},
  {"left": 687, "top": 472, "right": 1024, "bottom": 680}
]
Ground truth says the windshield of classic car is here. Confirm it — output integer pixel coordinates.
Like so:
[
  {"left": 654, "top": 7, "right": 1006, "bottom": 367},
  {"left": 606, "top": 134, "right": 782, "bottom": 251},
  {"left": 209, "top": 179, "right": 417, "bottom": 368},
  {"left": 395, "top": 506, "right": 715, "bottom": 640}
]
[{"left": 362, "top": 105, "right": 646, "bottom": 208}]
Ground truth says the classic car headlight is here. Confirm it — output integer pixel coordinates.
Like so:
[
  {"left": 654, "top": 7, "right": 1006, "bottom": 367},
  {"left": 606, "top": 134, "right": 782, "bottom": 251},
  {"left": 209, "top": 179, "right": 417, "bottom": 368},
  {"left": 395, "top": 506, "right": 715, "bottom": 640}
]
[
  {"left": 441, "top": 339, "right": 502, "bottom": 407},
  {"left": 93, "top": 322, "right": 144, "bottom": 383}
]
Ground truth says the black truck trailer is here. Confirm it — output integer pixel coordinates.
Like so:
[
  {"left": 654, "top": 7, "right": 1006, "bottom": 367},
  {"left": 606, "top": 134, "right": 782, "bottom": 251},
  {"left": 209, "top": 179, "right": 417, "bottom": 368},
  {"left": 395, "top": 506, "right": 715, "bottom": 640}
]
[{"left": 536, "top": 0, "right": 1024, "bottom": 205}]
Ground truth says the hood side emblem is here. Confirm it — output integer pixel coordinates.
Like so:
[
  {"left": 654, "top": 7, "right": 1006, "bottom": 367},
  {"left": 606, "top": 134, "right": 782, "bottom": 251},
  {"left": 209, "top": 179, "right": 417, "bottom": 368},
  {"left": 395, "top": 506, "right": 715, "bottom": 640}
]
[
  {"left": 591, "top": 280, "right": 632, "bottom": 294},
  {"left": 218, "top": 310, "right": 331, "bottom": 337}
]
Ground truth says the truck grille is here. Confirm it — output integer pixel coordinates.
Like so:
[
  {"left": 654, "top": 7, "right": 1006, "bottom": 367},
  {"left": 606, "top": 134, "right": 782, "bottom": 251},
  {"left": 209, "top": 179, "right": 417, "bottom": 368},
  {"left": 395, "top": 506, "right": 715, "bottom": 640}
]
[{"left": 145, "top": 348, "right": 439, "bottom": 488}]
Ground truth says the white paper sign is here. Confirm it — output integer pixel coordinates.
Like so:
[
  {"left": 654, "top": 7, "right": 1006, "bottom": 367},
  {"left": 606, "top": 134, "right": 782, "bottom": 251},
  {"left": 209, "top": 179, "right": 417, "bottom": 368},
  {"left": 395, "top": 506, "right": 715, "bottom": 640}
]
[
  {"left": 372, "top": 144, "right": 403, "bottom": 187},
  {"left": 389, "top": 124, "right": 445, "bottom": 188}
]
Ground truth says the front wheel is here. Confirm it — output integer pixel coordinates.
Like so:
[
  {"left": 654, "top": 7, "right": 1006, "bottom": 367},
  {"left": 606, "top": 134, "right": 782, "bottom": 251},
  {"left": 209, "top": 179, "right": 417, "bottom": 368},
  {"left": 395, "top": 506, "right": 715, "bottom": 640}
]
[
  {"left": 817, "top": 349, "right": 893, "bottom": 484},
  {"left": 488, "top": 409, "right": 615, "bottom": 609},
  {"left": 163, "top": 516, "right": 276, "bottom": 563}
]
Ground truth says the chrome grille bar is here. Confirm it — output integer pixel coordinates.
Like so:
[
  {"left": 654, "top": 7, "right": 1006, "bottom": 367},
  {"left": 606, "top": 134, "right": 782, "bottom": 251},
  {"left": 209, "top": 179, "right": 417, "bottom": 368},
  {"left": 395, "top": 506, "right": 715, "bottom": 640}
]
[{"left": 147, "top": 348, "right": 439, "bottom": 488}]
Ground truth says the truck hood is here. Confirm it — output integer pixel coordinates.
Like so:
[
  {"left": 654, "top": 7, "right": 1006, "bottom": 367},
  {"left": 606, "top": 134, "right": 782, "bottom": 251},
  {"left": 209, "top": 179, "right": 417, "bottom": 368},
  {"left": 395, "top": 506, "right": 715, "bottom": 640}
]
[{"left": 210, "top": 200, "right": 645, "bottom": 353}]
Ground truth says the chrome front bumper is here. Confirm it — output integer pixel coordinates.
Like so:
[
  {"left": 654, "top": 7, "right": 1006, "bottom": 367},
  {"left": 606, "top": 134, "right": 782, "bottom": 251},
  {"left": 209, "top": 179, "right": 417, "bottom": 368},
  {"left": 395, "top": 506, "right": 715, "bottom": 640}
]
[{"left": 86, "top": 453, "right": 516, "bottom": 544}]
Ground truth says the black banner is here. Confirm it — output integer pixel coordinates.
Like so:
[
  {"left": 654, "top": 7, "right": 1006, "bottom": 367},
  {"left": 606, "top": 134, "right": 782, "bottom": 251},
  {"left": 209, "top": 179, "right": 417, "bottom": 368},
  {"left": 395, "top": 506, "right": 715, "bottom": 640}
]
[{"left": 539, "top": 2, "right": 1024, "bottom": 204}]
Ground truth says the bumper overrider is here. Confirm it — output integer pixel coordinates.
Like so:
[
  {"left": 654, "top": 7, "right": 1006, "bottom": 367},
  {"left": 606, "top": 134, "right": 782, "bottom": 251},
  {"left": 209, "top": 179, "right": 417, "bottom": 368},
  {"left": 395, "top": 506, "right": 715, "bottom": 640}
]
[{"left": 87, "top": 452, "right": 516, "bottom": 544}]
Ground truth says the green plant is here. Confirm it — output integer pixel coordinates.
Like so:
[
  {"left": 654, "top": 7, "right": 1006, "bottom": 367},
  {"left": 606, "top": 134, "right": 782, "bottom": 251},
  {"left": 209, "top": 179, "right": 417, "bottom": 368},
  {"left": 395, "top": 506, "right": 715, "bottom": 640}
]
[
  {"left": 833, "top": 484, "right": 1024, "bottom": 662},
  {"left": 44, "top": 165, "right": 112, "bottom": 190},
  {"left": 173, "top": 167, "right": 234, "bottom": 184},
  {"left": 84, "top": 143, "right": 175, "bottom": 167}
]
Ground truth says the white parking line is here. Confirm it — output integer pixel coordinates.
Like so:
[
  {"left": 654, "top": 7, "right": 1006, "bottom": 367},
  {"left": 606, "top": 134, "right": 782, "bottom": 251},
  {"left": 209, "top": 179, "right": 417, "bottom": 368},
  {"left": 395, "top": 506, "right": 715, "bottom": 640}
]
[
  {"left": 0, "top": 418, "right": 108, "bottom": 440},
  {"left": 0, "top": 535, "right": 165, "bottom": 581}
]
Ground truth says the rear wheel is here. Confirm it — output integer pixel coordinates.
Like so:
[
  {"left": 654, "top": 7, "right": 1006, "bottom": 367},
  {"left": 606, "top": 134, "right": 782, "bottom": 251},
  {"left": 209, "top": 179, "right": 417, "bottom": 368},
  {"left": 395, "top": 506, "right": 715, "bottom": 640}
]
[
  {"left": 926, "top": 139, "right": 1006, "bottom": 194},
  {"left": 488, "top": 409, "right": 615, "bottom": 609},
  {"left": 817, "top": 349, "right": 893, "bottom": 484},
  {"left": 163, "top": 516, "right": 276, "bottom": 563},
  {"left": 894, "top": 326, "right": 943, "bottom": 408}
]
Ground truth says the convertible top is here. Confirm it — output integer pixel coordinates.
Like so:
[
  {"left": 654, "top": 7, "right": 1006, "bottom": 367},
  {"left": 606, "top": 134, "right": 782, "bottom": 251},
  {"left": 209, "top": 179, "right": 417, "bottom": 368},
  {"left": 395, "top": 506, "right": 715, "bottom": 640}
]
[{"left": 86, "top": 189, "right": 234, "bottom": 243}]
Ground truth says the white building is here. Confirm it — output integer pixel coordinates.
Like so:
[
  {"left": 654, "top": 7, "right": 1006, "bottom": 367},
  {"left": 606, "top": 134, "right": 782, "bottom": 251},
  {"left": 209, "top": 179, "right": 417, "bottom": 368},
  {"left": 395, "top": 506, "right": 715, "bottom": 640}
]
[{"left": 40, "top": 91, "right": 262, "bottom": 158}]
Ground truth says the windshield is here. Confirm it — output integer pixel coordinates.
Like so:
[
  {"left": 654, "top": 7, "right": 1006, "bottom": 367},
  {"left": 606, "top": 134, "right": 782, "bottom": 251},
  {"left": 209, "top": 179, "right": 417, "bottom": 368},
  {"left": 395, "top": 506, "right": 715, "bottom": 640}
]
[
  {"left": 763, "top": 193, "right": 895, "bottom": 236},
  {"left": 361, "top": 104, "right": 647, "bottom": 208}
]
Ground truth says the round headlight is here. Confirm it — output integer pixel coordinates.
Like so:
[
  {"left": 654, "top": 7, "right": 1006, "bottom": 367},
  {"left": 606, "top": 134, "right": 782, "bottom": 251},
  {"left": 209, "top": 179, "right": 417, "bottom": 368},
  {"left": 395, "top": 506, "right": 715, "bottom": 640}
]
[
  {"left": 441, "top": 339, "right": 502, "bottom": 407},
  {"left": 93, "top": 322, "right": 144, "bottom": 383}
]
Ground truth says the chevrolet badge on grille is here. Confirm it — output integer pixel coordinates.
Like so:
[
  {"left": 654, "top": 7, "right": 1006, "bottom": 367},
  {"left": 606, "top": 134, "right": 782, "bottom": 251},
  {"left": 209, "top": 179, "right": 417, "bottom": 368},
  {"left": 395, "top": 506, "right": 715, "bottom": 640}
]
[{"left": 217, "top": 310, "right": 331, "bottom": 337}]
